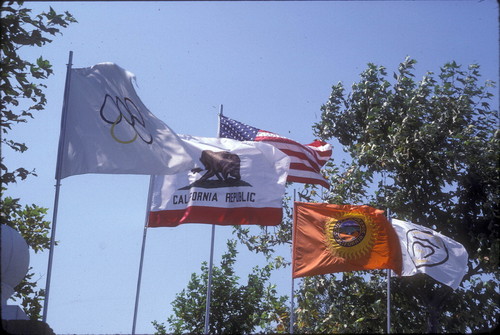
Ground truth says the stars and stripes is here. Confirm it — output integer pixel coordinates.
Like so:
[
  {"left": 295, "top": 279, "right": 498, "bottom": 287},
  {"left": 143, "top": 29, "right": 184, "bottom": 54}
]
[{"left": 219, "top": 115, "right": 332, "bottom": 188}]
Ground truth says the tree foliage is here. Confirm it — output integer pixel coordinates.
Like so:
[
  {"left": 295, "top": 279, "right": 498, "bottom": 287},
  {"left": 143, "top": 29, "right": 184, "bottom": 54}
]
[
  {"left": 315, "top": 57, "right": 498, "bottom": 275},
  {"left": 306, "top": 57, "right": 499, "bottom": 333},
  {"left": 1, "top": 0, "right": 76, "bottom": 319},
  {"left": 152, "top": 240, "right": 289, "bottom": 334},
  {"left": 234, "top": 58, "right": 499, "bottom": 332},
  {"left": 1, "top": 0, "right": 75, "bottom": 183}
]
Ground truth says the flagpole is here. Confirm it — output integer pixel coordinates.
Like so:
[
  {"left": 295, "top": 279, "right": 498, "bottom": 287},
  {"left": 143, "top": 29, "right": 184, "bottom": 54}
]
[
  {"left": 217, "top": 104, "right": 223, "bottom": 136},
  {"left": 204, "top": 104, "right": 224, "bottom": 334},
  {"left": 289, "top": 189, "right": 297, "bottom": 334},
  {"left": 387, "top": 268, "right": 391, "bottom": 333},
  {"left": 386, "top": 207, "right": 391, "bottom": 334},
  {"left": 132, "top": 175, "right": 155, "bottom": 335},
  {"left": 43, "top": 50, "right": 73, "bottom": 323},
  {"left": 204, "top": 224, "right": 216, "bottom": 335}
]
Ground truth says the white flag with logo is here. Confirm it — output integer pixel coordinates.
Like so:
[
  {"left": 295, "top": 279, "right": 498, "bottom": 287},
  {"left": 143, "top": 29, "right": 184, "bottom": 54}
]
[
  {"left": 148, "top": 135, "right": 290, "bottom": 227},
  {"left": 391, "top": 218, "right": 468, "bottom": 290},
  {"left": 58, "top": 63, "right": 194, "bottom": 179}
]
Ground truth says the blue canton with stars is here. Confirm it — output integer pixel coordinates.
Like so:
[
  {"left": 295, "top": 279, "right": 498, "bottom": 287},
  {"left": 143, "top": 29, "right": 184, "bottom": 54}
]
[{"left": 219, "top": 115, "right": 259, "bottom": 141}]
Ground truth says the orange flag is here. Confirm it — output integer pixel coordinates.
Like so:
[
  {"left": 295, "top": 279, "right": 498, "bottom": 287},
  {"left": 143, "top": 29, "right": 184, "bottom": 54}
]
[{"left": 292, "top": 202, "right": 402, "bottom": 278}]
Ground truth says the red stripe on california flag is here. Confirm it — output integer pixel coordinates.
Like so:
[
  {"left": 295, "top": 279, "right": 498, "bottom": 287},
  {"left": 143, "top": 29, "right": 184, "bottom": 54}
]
[{"left": 148, "top": 206, "right": 283, "bottom": 227}]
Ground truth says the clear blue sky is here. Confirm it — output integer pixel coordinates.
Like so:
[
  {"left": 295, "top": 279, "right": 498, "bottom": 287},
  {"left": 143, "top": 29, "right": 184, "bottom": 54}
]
[{"left": 4, "top": 1, "right": 498, "bottom": 334}]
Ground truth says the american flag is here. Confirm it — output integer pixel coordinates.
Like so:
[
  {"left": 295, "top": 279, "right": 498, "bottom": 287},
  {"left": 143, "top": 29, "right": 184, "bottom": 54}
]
[{"left": 219, "top": 115, "right": 332, "bottom": 188}]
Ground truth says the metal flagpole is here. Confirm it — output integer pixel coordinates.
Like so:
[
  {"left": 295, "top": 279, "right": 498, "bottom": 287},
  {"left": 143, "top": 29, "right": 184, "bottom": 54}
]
[
  {"left": 204, "top": 104, "right": 224, "bottom": 334},
  {"left": 132, "top": 175, "right": 155, "bottom": 334},
  {"left": 382, "top": 168, "right": 392, "bottom": 334},
  {"left": 204, "top": 224, "right": 216, "bottom": 334},
  {"left": 43, "top": 51, "right": 73, "bottom": 323},
  {"left": 289, "top": 189, "right": 297, "bottom": 334},
  {"left": 387, "top": 268, "right": 391, "bottom": 334},
  {"left": 386, "top": 207, "right": 392, "bottom": 334}
]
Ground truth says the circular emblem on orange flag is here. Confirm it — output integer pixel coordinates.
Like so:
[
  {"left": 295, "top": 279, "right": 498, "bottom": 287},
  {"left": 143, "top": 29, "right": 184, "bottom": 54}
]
[{"left": 325, "top": 212, "right": 378, "bottom": 260}]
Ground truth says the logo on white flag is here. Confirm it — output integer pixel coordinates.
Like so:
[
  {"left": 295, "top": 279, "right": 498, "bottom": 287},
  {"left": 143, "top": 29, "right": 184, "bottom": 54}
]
[
  {"left": 99, "top": 94, "right": 153, "bottom": 144},
  {"left": 176, "top": 149, "right": 254, "bottom": 203},
  {"left": 188, "top": 150, "right": 248, "bottom": 187},
  {"left": 392, "top": 218, "right": 468, "bottom": 290},
  {"left": 60, "top": 63, "right": 194, "bottom": 178},
  {"left": 405, "top": 228, "right": 449, "bottom": 269}
]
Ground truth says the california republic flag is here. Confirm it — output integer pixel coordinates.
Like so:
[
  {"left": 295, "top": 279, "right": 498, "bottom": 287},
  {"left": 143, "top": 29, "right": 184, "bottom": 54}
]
[{"left": 148, "top": 135, "right": 290, "bottom": 227}]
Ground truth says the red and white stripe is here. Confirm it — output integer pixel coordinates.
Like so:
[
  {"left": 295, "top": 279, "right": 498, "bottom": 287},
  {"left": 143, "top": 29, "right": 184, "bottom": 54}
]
[{"left": 255, "top": 131, "right": 332, "bottom": 188}]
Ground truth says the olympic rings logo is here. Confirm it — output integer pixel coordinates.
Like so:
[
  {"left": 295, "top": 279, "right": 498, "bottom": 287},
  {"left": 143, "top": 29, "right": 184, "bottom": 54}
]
[{"left": 99, "top": 94, "right": 153, "bottom": 144}]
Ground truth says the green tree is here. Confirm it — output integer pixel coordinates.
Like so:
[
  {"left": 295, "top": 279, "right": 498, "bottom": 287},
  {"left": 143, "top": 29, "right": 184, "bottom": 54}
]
[
  {"left": 1, "top": 0, "right": 76, "bottom": 319},
  {"left": 310, "top": 57, "right": 498, "bottom": 333},
  {"left": 235, "top": 58, "right": 499, "bottom": 333},
  {"left": 152, "top": 240, "right": 289, "bottom": 334}
]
